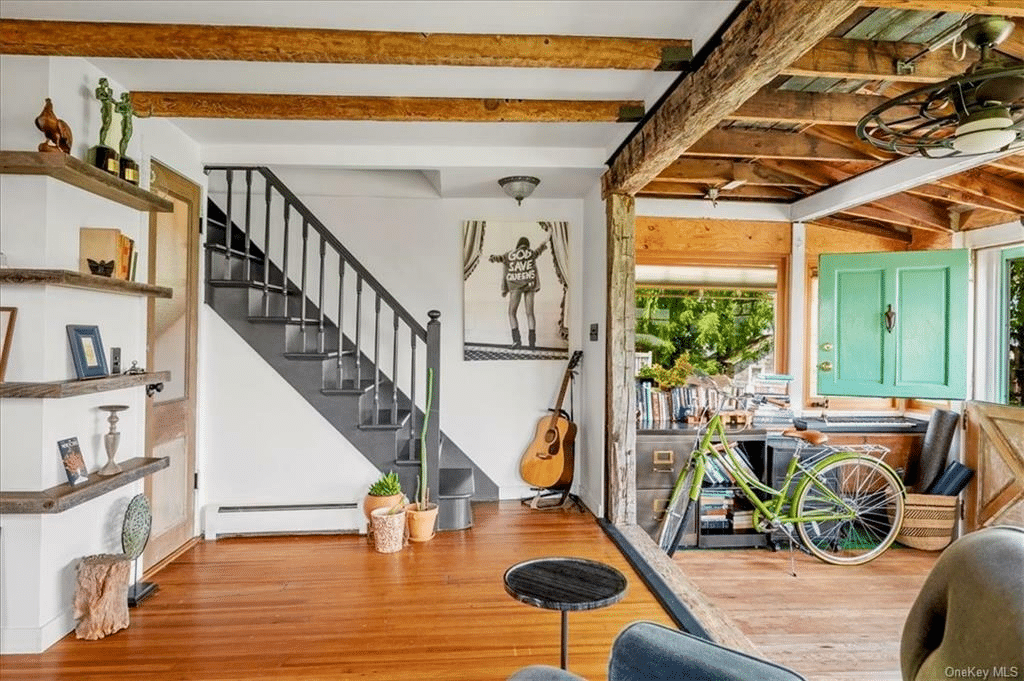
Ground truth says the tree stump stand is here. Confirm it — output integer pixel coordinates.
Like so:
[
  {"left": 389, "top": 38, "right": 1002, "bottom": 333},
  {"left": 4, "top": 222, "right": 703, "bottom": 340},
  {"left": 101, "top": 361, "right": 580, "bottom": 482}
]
[{"left": 74, "top": 553, "right": 130, "bottom": 640}]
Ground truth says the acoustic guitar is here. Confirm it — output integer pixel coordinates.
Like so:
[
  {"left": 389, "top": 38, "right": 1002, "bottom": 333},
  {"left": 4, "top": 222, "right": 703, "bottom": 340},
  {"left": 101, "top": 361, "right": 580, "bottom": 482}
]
[{"left": 520, "top": 351, "right": 583, "bottom": 489}]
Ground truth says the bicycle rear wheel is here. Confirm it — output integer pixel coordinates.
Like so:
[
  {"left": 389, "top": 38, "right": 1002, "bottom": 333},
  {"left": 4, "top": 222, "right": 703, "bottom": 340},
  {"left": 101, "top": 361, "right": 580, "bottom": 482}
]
[{"left": 794, "top": 455, "right": 904, "bottom": 565}]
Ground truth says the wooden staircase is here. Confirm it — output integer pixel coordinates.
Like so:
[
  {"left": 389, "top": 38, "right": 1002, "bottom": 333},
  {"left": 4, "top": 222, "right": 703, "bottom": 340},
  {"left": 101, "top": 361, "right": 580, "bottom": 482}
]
[{"left": 203, "top": 166, "right": 497, "bottom": 528}]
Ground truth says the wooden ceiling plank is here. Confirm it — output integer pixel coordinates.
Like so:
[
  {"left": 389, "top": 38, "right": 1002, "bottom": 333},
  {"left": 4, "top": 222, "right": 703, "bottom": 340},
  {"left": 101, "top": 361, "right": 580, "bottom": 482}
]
[
  {"left": 845, "top": 201, "right": 950, "bottom": 232},
  {"left": 682, "top": 128, "right": 875, "bottom": 162},
  {"left": 869, "top": 193, "right": 953, "bottom": 231},
  {"left": 960, "top": 208, "right": 1022, "bottom": 230},
  {"left": 987, "top": 154, "right": 1024, "bottom": 175},
  {"left": 805, "top": 124, "right": 899, "bottom": 162},
  {"left": 860, "top": 1, "right": 1024, "bottom": 17},
  {"left": 783, "top": 37, "right": 971, "bottom": 83},
  {"left": 604, "top": 0, "right": 861, "bottom": 195},
  {"left": 814, "top": 216, "right": 914, "bottom": 243},
  {"left": 730, "top": 88, "right": 888, "bottom": 126},
  {"left": 130, "top": 92, "right": 645, "bottom": 122},
  {"left": 0, "top": 18, "right": 692, "bottom": 70},
  {"left": 934, "top": 168, "right": 1024, "bottom": 213}
]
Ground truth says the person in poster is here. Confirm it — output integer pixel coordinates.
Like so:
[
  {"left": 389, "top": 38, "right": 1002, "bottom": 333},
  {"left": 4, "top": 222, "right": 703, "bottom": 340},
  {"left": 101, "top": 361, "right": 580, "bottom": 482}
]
[{"left": 488, "top": 236, "right": 549, "bottom": 348}]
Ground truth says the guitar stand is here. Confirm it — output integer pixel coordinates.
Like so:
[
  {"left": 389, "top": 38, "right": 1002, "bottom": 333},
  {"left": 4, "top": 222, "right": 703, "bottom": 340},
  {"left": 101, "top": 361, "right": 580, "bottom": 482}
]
[{"left": 522, "top": 487, "right": 585, "bottom": 512}]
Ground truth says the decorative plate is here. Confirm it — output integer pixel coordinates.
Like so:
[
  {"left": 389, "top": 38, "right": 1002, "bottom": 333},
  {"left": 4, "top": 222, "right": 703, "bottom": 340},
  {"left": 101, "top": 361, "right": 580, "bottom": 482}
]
[{"left": 122, "top": 494, "right": 152, "bottom": 560}]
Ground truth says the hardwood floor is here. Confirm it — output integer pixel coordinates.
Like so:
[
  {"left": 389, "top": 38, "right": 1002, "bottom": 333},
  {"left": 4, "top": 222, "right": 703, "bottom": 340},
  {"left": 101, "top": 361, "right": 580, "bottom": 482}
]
[
  {"left": 673, "top": 545, "right": 940, "bottom": 681},
  {"left": 1, "top": 502, "right": 673, "bottom": 681}
]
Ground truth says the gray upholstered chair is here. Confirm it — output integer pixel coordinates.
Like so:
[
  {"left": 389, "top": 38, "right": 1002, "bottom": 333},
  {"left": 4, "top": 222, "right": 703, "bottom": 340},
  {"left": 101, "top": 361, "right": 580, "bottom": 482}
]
[
  {"left": 900, "top": 525, "right": 1024, "bottom": 681},
  {"left": 508, "top": 526, "right": 1024, "bottom": 681}
]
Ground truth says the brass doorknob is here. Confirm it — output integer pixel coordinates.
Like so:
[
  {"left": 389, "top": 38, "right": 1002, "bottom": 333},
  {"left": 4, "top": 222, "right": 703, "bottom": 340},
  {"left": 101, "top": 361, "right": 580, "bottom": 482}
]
[{"left": 819, "top": 361, "right": 833, "bottom": 372}]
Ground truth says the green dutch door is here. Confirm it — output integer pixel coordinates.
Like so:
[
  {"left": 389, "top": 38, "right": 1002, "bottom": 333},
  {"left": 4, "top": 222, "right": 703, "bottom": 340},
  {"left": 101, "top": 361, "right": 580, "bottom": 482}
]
[{"left": 818, "top": 249, "right": 968, "bottom": 399}]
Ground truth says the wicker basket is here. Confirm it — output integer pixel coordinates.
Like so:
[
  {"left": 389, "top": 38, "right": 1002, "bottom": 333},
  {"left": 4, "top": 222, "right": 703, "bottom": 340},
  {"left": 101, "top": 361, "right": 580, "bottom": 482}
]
[{"left": 897, "top": 493, "right": 957, "bottom": 551}]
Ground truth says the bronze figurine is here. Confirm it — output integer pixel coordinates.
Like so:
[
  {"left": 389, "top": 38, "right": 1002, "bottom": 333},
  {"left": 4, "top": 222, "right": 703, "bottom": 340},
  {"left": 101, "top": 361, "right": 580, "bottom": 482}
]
[{"left": 35, "top": 98, "right": 72, "bottom": 153}]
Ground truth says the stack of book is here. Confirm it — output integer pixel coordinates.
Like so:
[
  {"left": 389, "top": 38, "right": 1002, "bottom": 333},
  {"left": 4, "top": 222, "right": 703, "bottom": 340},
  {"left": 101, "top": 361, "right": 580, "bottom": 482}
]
[
  {"left": 699, "top": 489, "right": 734, "bottom": 531},
  {"left": 79, "top": 227, "right": 138, "bottom": 281},
  {"left": 636, "top": 380, "right": 717, "bottom": 428},
  {"left": 730, "top": 509, "right": 755, "bottom": 532}
]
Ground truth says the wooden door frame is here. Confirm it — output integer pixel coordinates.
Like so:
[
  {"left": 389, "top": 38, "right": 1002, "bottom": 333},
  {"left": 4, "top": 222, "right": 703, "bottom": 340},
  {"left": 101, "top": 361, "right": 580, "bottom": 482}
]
[{"left": 144, "top": 159, "right": 201, "bottom": 568}]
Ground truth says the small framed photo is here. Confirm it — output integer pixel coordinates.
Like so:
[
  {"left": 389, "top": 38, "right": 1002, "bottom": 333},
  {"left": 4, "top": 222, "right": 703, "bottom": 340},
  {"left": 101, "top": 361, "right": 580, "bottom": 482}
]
[
  {"left": 0, "top": 307, "right": 15, "bottom": 381},
  {"left": 58, "top": 437, "right": 89, "bottom": 485},
  {"left": 66, "top": 324, "right": 109, "bottom": 379}
]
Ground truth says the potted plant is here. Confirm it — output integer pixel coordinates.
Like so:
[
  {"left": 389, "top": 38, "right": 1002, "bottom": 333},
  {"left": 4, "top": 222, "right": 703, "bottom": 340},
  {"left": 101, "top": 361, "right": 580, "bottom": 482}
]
[
  {"left": 406, "top": 369, "right": 439, "bottom": 542},
  {"left": 363, "top": 470, "right": 403, "bottom": 526}
]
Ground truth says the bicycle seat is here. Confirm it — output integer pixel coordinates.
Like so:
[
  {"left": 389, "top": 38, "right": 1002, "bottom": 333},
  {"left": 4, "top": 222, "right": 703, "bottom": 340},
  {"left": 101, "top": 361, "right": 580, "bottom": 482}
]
[{"left": 782, "top": 428, "right": 829, "bottom": 446}]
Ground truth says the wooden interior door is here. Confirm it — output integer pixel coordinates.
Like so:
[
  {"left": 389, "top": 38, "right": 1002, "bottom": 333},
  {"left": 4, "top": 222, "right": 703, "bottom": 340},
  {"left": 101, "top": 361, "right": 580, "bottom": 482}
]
[{"left": 144, "top": 160, "right": 200, "bottom": 569}]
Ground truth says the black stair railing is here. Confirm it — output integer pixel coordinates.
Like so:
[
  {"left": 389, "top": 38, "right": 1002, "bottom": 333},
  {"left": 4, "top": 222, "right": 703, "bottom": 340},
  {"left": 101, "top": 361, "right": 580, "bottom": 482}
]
[{"left": 205, "top": 165, "right": 441, "bottom": 504}]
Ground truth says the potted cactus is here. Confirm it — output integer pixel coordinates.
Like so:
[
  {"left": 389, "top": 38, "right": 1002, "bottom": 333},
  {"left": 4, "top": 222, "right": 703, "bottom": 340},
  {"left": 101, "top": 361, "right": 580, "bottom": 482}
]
[
  {"left": 406, "top": 368, "right": 439, "bottom": 542},
  {"left": 363, "top": 470, "right": 404, "bottom": 526}
]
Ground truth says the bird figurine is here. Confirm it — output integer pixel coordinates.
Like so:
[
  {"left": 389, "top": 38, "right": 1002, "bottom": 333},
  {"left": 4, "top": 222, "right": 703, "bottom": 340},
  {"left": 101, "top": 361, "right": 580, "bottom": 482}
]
[{"left": 35, "top": 98, "right": 73, "bottom": 154}]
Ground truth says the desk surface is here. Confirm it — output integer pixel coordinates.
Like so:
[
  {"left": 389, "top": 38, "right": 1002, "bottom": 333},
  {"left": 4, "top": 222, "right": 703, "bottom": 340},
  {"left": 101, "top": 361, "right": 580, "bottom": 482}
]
[{"left": 503, "top": 557, "right": 627, "bottom": 612}]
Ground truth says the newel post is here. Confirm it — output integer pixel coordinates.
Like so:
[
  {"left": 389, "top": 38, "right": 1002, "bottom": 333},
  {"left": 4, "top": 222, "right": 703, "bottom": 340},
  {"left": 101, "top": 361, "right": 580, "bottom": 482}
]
[{"left": 425, "top": 310, "right": 442, "bottom": 506}]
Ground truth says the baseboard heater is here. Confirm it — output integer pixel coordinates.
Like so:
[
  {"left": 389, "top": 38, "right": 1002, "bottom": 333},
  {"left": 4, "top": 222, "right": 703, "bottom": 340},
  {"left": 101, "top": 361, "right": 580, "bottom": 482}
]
[{"left": 204, "top": 502, "right": 361, "bottom": 539}]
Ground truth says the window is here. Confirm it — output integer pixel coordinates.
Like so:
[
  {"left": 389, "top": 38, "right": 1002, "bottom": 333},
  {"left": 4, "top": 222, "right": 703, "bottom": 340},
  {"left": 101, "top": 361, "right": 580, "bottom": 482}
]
[{"left": 1001, "top": 247, "right": 1024, "bottom": 406}]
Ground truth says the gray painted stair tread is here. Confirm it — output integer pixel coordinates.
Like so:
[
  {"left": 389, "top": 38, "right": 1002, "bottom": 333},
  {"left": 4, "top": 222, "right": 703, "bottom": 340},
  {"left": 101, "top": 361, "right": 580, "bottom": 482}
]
[
  {"left": 205, "top": 243, "right": 262, "bottom": 260},
  {"left": 360, "top": 410, "right": 411, "bottom": 430},
  {"left": 283, "top": 350, "right": 347, "bottom": 360},
  {"left": 209, "top": 279, "right": 288, "bottom": 293},
  {"left": 248, "top": 315, "right": 302, "bottom": 324}
]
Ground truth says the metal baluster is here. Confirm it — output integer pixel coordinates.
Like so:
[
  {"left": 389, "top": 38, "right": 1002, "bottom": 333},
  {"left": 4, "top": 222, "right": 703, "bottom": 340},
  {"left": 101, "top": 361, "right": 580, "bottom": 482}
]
[
  {"left": 409, "top": 332, "right": 417, "bottom": 460},
  {"left": 299, "top": 219, "right": 309, "bottom": 331},
  {"left": 373, "top": 294, "right": 381, "bottom": 425},
  {"left": 391, "top": 311, "right": 399, "bottom": 425},
  {"left": 336, "top": 261, "right": 345, "bottom": 388},
  {"left": 243, "top": 169, "right": 252, "bottom": 282},
  {"left": 262, "top": 180, "right": 272, "bottom": 315},
  {"left": 354, "top": 277, "right": 363, "bottom": 387},
  {"left": 318, "top": 236, "right": 326, "bottom": 353},
  {"left": 281, "top": 202, "right": 290, "bottom": 315},
  {"left": 223, "top": 170, "right": 233, "bottom": 277}
]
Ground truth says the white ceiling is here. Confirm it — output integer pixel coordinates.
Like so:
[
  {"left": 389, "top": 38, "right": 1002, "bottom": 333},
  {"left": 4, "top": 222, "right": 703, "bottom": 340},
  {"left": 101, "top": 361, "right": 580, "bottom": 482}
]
[{"left": 1, "top": 1, "right": 742, "bottom": 198}]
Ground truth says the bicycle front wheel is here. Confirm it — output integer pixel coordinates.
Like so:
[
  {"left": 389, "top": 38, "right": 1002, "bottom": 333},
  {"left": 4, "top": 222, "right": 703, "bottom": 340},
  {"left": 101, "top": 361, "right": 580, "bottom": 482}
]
[{"left": 794, "top": 455, "right": 905, "bottom": 565}]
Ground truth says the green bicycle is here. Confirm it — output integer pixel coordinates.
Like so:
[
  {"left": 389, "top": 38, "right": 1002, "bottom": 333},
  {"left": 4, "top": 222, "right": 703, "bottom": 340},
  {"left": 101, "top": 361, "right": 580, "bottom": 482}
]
[{"left": 657, "top": 378, "right": 906, "bottom": 566}]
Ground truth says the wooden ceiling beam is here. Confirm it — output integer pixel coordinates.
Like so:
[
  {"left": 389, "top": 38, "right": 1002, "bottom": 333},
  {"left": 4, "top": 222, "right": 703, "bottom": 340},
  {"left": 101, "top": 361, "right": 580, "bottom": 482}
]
[
  {"left": 603, "top": 0, "right": 860, "bottom": 194},
  {"left": 908, "top": 183, "right": 1015, "bottom": 213},
  {"left": 782, "top": 37, "right": 970, "bottom": 83},
  {"left": 860, "top": 1, "right": 1024, "bottom": 17},
  {"left": 934, "top": 168, "right": 1024, "bottom": 213},
  {"left": 0, "top": 18, "right": 692, "bottom": 70},
  {"left": 804, "top": 125, "right": 899, "bottom": 162},
  {"left": 845, "top": 202, "right": 950, "bottom": 233},
  {"left": 129, "top": 92, "right": 644, "bottom": 122},
  {"left": 730, "top": 88, "right": 887, "bottom": 126},
  {"left": 682, "top": 128, "right": 875, "bottom": 162},
  {"left": 959, "top": 208, "right": 1023, "bottom": 230},
  {"left": 987, "top": 153, "right": 1024, "bottom": 175},
  {"left": 814, "top": 216, "right": 914, "bottom": 244},
  {"left": 656, "top": 159, "right": 817, "bottom": 187}
]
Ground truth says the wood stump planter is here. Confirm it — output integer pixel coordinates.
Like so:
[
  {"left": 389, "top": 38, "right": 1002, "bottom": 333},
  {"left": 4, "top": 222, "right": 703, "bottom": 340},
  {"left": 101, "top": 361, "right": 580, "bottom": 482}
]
[
  {"left": 406, "top": 502, "right": 439, "bottom": 542},
  {"left": 74, "top": 553, "right": 130, "bottom": 640}
]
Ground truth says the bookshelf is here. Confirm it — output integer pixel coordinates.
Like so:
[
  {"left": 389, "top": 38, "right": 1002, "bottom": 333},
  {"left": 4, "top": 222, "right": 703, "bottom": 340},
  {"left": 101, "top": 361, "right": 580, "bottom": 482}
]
[{"left": 0, "top": 268, "right": 172, "bottom": 298}]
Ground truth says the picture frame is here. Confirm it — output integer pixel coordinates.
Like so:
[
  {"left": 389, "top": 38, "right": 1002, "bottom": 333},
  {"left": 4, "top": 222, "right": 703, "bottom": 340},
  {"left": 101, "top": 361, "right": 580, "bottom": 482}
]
[
  {"left": 66, "top": 324, "right": 109, "bottom": 379},
  {"left": 0, "top": 307, "right": 15, "bottom": 381}
]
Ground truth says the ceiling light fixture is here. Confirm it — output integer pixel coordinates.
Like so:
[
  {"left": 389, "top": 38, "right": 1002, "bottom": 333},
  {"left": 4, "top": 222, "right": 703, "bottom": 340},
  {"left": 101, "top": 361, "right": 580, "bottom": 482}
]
[
  {"left": 498, "top": 176, "right": 540, "bottom": 205},
  {"left": 856, "top": 15, "right": 1024, "bottom": 158}
]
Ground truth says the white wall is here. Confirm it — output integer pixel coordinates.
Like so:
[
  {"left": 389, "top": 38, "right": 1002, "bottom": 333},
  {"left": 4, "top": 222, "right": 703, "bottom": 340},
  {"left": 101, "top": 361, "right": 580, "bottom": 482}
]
[{"left": 0, "top": 56, "right": 203, "bottom": 653}]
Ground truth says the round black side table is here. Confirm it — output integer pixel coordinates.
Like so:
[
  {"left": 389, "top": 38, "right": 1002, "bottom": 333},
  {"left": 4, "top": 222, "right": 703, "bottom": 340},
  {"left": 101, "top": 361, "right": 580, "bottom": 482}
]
[{"left": 503, "top": 556, "right": 628, "bottom": 670}]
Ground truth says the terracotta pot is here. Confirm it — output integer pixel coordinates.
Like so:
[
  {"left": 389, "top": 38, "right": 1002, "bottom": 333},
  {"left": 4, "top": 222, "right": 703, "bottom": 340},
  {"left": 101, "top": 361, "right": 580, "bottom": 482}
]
[
  {"left": 370, "top": 507, "right": 406, "bottom": 553},
  {"left": 363, "top": 493, "right": 403, "bottom": 522},
  {"left": 405, "top": 502, "right": 439, "bottom": 542}
]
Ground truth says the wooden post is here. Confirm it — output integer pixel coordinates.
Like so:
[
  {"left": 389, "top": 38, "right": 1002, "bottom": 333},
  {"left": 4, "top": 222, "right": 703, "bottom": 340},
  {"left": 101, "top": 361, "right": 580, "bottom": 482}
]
[
  {"left": 605, "top": 193, "right": 637, "bottom": 526},
  {"left": 425, "top": 310, "right": 442, "bottom": 506}
]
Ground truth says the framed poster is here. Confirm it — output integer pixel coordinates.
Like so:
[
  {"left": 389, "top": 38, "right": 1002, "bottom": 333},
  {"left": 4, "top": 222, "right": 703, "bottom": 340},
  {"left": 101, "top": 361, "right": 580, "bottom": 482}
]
[
  {"left": 462, "top": 220, "right": 569, "bottom": 361},
  {"left": 66, "top": 324, "right": 109, "bottom": 379}
]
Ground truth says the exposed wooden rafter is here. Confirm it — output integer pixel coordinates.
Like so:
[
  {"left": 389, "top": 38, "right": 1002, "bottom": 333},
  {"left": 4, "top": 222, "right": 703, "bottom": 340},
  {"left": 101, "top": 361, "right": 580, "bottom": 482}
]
[
  {"left": 683, "top": 128, "right": 875, "bottom": 162},
  {"left": 908, "top": 183, "right": 1016, "bottom": 213},
  {"left": 782, "top": 37, "right": 969, "bottom": 83},
  {"left": 656, "top": 159, "right": 816, "bottom": 187},
  {"left": 814, "top": 216, "right": 914, "bottom": 244},
  {"left": 730, "top": 88, "right": 887, "bottom": 127},
  {"left": 637, "top": 182, "right": 799, "bottom": 201},
  {"left": 958, "top": 208, "right": 1022, "bottom": 230},
  {"left": 934, "top": 168, "right": 1024, "bottom": 213},
  {"left": 603, "top": 0, "right": 860, "bottom": 194},
  {"left": 129, "top": 92, "right": 645, "bottom": 122},
  {"left": 0, "top": 18, "right": 693, "bottom": 70},
  {"left": 861, "top": 1, "right": 1024, "bottom": 17}
]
